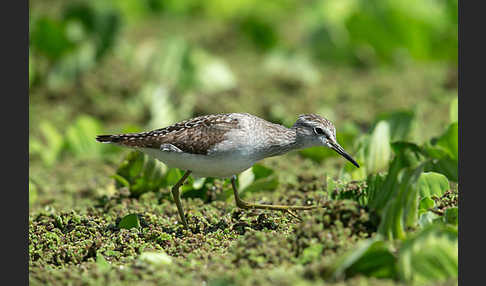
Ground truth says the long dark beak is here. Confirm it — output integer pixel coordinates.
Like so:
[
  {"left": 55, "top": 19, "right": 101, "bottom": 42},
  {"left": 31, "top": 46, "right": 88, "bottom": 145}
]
[{"left": 329, "top": 142, "right": 360, "bottom": 168}]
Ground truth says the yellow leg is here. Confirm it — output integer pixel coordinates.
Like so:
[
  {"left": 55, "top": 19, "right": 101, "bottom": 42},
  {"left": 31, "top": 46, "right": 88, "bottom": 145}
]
[
  {"left": 171, "top": 171, "right": 192, "bottom": 229},
  {"left": 230, "top": 176, "right": 317, "bottom": 215}
]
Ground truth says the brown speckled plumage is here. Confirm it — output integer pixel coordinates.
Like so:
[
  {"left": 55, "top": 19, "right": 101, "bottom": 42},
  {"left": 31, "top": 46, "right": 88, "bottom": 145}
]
[{"left": 96, "top": 114, "right": 239, "bottom": 155}]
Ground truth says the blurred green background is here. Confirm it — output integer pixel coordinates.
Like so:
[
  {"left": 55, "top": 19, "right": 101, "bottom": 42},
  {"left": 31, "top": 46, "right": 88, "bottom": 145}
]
[{"left": 29, "top": 0, "right": 457, "bottom": 285}]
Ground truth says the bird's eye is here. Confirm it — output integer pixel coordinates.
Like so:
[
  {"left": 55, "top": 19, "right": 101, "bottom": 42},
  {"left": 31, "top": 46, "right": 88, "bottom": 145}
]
[{"left": 313, "top": 128, "right": 325, "bottom": 135}]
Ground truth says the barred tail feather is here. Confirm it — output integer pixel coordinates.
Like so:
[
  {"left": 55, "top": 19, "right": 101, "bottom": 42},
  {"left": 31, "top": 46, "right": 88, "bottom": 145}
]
[{"left": 96, "top": 134, "right": 120, "bottom": 143}]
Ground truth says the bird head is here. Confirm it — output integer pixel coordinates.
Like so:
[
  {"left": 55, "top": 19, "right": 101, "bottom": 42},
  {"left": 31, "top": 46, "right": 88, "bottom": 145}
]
[{"left": 292, "top": 114, "right": 360, "bottom": 168}]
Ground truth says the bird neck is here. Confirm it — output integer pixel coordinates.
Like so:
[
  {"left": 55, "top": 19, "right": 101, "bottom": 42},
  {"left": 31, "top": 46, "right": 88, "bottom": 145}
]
[{"left": 258, "top": 125, "right": 306, "bottom": 158}]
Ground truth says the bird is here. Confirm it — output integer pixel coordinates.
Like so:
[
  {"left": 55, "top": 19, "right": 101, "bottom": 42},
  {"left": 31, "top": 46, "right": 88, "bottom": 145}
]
[{"left": 96, "top": 113, "right": 359, "bottom": 228}]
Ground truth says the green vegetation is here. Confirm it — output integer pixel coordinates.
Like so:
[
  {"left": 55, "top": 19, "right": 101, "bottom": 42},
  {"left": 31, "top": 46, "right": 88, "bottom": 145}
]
[{"left": 29, "top": 0, "right": 457, "bottom": 285}]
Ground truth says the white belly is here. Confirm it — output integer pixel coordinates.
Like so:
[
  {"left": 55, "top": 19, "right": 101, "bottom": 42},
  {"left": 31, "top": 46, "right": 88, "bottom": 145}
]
[{"left": 141, "top": 148, "right": 256, "bottom": 178}]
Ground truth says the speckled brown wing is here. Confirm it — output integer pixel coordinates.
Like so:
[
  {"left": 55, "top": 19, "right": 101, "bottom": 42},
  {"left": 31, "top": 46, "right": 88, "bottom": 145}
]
[{"left": 96, "top": 114, "right": 240, "bottom": 155}]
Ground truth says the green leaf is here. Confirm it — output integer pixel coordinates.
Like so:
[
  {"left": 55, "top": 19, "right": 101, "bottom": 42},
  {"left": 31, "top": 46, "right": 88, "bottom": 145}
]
[
  {"left": 238, "top": 168, "right": 255, "bottom": 191},
  {"left": 391, "top": 142, "right": 426, "bottom": 170},
  {"left": 118, "top": 214, "right": 141, "bottom": 230},
  {"left": 252, "top": 164, "right": 274, "bottom": 180},
  {"left": 241, "top": 175, "right": 279, "bottom": 195},
  {"left": 163, "top": 168, "right": 182, "bottom": 187},
  {"left": 423, "top": 123, "right": 458, "bottom": 182},
  {"left": 240, "top": 164, "right": 278, "bottom": 195},
  {"left": 449, "top": 97, "right": 458, "bottom": 123},
  {"left": 374, "top": 110, "right": 415, "bottom": 142},
  {"left": 365, "top": 173, "right": 386, "bottom": 211},
  {"left": 418, "top": 197, "right": 435, "bottom": 212},
  {"left": 398, "top": 225, "right": 458, "bottom": 285},
  {"left": 240, "top": 15, "right": 278, "bottom": 51},
  {"left": 343, "top": 135, "right": 368, "bottom": 180},
  {"left": 443, "top": 207, "right": 458, "bottom": 226},
  {"left": 367, "top": 121, "right": 391, "bottom": 173},
  {"left": 115, "top": 151, "right": 167, "bottom": 197},
  {"left": 30, "top": 17, "right": 74, "bottom": 60},
  {"left": 417, "top": 172, "right": 449, "bottom": 198},
  {"left": 378, "top": 164, "right": 424, "bottom": 240},
  {"left": 367, "top": 147, "right": 422, "bottom": 215},
  {"left": 435, "top": 122, "right": 458, "bottom": 161},
  {"left": 326, "top": 238, "right": 397, "bottom": 280},
  {"left": 65, "top": 115, "right": 104, "bottom": 158}
]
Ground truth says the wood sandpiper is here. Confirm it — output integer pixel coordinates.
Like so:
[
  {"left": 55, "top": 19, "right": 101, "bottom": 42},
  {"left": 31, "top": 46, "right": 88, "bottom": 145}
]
[{"left": 96, "top": 113, "right": 359, "bottom": 228}]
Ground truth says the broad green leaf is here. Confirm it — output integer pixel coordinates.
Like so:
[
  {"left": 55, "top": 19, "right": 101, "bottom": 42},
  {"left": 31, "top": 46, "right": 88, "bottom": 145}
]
[
  {"left": 367, "top": 153, "right": 413, "bottom": 214},
  {"left": 192, "top": 177, "right": 206, "bottom": 190},
  {"left": 423, "top": 123, "right": 458, "bottom": 182},
  {"left": 65, "top": 115, "right": 104, "bottom": 158},
  {"left": 367, "top": 121, "right": 391, "bottom": 173},
  {"left": 378, "top": 164, "right": 424, "bottom": 240},
  {"left": 435, "top": 123, "right": 458, "bottom": 161},
  {"left": 252, "top": 164, "right": 274, "bottom": 180},
  {"left": 163, "top": 168, "right": 182, "bottom": 187},
  {"left": 365, "top": 173, "right": 386, "bottom": 211},
  {"left": 326, "top": 238, "right": 397, "bottom": 280},
  {"left": 374, "top": 110, "right": 415, "bottom": 142},
  {"left": 241, "top": 175, "right": 278, "bottom": 195},
  {"left": 118, "top": 214, "right": 141, "bottom": 230},
  {"left": 240, "top": 15, "right": 278, "bottom": 51},
  {"left": 443, "top": 207, "right": 458, "bottom": 226},
  {"left": 423, "top": 156, "right": 458, "bottom": 183},
  {"left": 449, "top": 97, "right": 458, "bottom": 123},
  {"left": 344, "top": 135, "right": 368, "bottom": 180},
  {"left": 112, "top": 174, "right": 130, "bottom": 188},
  {"left": 418, "top": 197, "right": 435, "bottom": 212},
  {"left": 344, "top": 240, "right": 397, "bottom": 279},
  {"left": 398, "top": 225, "right": 458, "bottom": 285},
  {"left": 240, "top": 164, "right": 279, "bottom": 196},
  {"left": 391, "top": 142, "right": 426, "bottom": 170},
  {"left": 417, "top": 172, "right": 449, "bottom": 198},
  {"left": 30, "top": 17, "right": 74, "bottom": 60},
  {"left": 116, "top": 151, "right": 167, "bottom": 197},
  {"left": 238, "top": 168, "right": 255, "bottom": 191}
]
